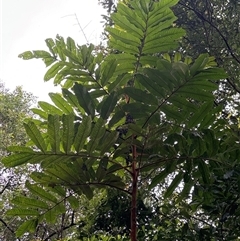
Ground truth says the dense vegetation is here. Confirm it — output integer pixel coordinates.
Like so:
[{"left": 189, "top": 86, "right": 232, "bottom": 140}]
[{"left": 2, "top": 0, "right": 240, "bottom": 240}]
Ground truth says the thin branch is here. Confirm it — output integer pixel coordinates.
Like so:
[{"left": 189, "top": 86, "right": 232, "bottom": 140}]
[
  {"left": 0, "top": 217, "right": 18, "bottom": 237},
  {"left": 87, "top": 182, "right": 131, "bottom": 195},
  {"left": 0, "top": 181, "right": 10, "bottom": 194},
  {"left": 74, "top": 13, "right": 89, "bottom": 43},
  {"left": 225, "top": 77, "right": 240, "bottom": 95},
  {"left": 178, "top": 1, "right": 240, "bottom": 64},
  {"left": 44, "top": 221, "right": 76, "bottom": 241}
]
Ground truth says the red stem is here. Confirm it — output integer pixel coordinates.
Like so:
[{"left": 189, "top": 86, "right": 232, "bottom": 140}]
[{"left": 130, "top": 144, "right": 138, "bottom": 241}]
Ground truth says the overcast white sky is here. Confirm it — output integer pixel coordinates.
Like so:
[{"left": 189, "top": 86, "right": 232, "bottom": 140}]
[{"left": 0, "top": 0, "right": 105, "bottom": 101}]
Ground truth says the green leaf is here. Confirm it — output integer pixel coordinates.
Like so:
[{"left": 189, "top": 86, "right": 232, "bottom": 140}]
[
  {"left": 12, "top": 196, "right": 48, "bottom": 209},
  {"left": 101, "top": 58, "right": 118, "bottom": 86},
  {"left": 203, "top": 129, "right": 219, "bottom": 157},
  {"left": 87, "top": 118, "right": 106, "bottom": 154},
  {"left": 198, "top": 160, "right": 210, "bottom": 184},
  {"left": 40, "top": 155, "right": 73, "bottom": 168},
  {"left": 44, "top": 62, "right": 64, "bottom": 81},
  {"left": 44, "top": 209, "right": 57, "bottom": 224},
  {"left": 2, "top": 153, "right": 34, "bottom": 167},
  {"left": 66, "top": 37, "right": 76, "bottom": 52},
  {"left": 174, "top": 52, "right": 182, "bottom": 62},
  {"left": 62, "top": 114, "right": 75, "bottom": 154},
  {"left": 100, "top": 131, "right": 119, "bottom": 155},
  {"left": 62, "top": 49, "right": 82, "bottom": 65},
  {"left": 99, "top": 92, "right": 118, "bottom": 120},
  {"left": 49, "top": 93, "right": 73, "bottom": 114},
  {"left": 18, "top": 51, "right": 34, "bottom": 60},
  {"left": 177, "top": 87, "right": 213, "bottom": 101},
  {"left": 191, "top": 135, "right": 206, "bottom": 157},
  {"left": 193, "top": 67, "right": 227, "bottom": 80},
  {"left": 45, "top": 38, "right": 56, "bottom": 55},
  {"left": 149, "top": 170, "right": 168, "bottom": 189},
  {"left": 122, "top": 87, "right": 158, "bottom": 105},
  {"left": 164, "top": 171, "right": 184, "bottom": 198},
  {"left": 96, "top": 157, "right": 108, "bottom": 181},
  {"left": 190, "top": 54, "right": 209, "bottom": 75},
  {"left": 26, "top": 181, "right": 58, "bottom": 203},
  {"left": 108, "top": 73, "right": 132, "bottom": 92},
  {"left": 7, "top": 146, "right": 34, "bottom": 153},
  {"left": 68, "top": 196, "right": 79, "bottom": 209},
  {"left": 62, "top": 88, "right": 84, "bottom": 114},
  {"left": 136, "top": 74, "right": 165, "bottom": 98},
  {"left": 23, "top": 122, "right": 47, "bottom": 153},
  {"left": 33, "top": 50, "right": 52, "bottom": 58},
  {"left": 73, "top": 83, "right": 95, "bottom": 117},
  {"left": 79, "top": 184, "right": 93, "bottom": 199},
  {"left": 73, "top": 116, "right": 92, "bottom": 153},
  {"left": 6, "top": 209, "right": 39, "bottom": 216},
  {"left": 108, "top": 110, "right": 126, "bottom": 128},
  {"left": 122, "top": 103, "right": 155, "bottom": 119},
  {"left": 31, "top": 108, "right": 48, "bottom": 119},
  {"left": 16, "top": 219, "right": 38, "bottom": 237},
  {"left": 188, "top": 102, "right": 213, "bottom": 128},
  {"left": 38, "top": 101, "right": 63, "bottom": 115},
  {"left": 111, "top": 10, "right": 144, "bottom": 38},
  {"left": 48, "top": 114, "right": 60, "bottom": 153}
]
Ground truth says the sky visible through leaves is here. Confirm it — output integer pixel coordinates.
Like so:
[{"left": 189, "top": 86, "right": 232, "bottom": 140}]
[{"left": 1, "top": 0, "right": 104, "bottom": 101}]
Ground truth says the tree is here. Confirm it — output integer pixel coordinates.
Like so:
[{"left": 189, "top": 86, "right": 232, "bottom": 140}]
[
  {"left": 2, "top": 0, "right": 235, "bottom": 240},
  {"left": 0, "top": 83, "right": 36, "bottom": 240},
  {"left": 99, "top": 1, "right": 240, "bottom": 239}
]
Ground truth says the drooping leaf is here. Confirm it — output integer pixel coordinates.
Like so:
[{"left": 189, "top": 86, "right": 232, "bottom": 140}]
[
  {"left": 96, "top": 157, "right": 108, "bottom": 182},
  {"left": 6, "top": 209, "right": 39, "bottom": 217},
  {"left": 122, "top": 87, "right": 158, "bottom": 105},
  {"left": 198, "top": 159, "right": 211, "bottom": 184},
  {"left": 87, "top": 118, "right": 106, "bottom": 154},
  {"left": 12, "top": 196, "right": 48, "bottom": 209},
  {"left": 49, "top": 93, "right": 73, "bottom": 114},
  {"left": 38, "top": 101, "right": 63, "bottom": 115},
  {"left": 100, "top": 131, "right": 119, "bottom": 155},
  {"left": 62, "top": 88, "right": 84, "bottom": 114},
  {"left": 73, "top": 83, "right": 95, "bottom": 117},
  {"left": 99, "top": 92, "right": 118, "bottom": 120},
  {"left": 31, "top": 108, "right": 48, "bottom": 119},
  {"left": 15, "top": 219, "right": 38, "bottom": 237},
  {"left": 25, "top": 181, "right": 58, "bottom": 203},
  {"left": 7, "top": 146, "right": 35, "bottom": 153},
  {"left": 44, "top": 62, "right": 64, "bottom": 81},
  {"left": 44, "top": 209, "right": 57, "bottom": 224},
  {"left": 190, "top": 54, "right": 209, "bottom": 76},
  {"left": 149, "top": 169, "right": 168, "bottom": 189},
  {"left": 48, "top": 114, "right": 60, "bottom": 153},
  {"left": 188, "top": 102, "right": 213, "bottom": 128},
  {"left": 164, "top": 171, "right": 184, "bottom": 198},
  {"left": 23, "top": 122, "right": 47, "bottom": 153},
  {"left": 2, "top": 153, "right": 34, "bottom": 167},
  {"left": 101, "top": 58, "right": 118, "bottom": 86},
  {"left": 62, "top": 113, "right": 75, "bottom": 154},
  {"left": 67, "top": 196, "right": 80, "bottom": 209},
  {"left": 74, "top": 115, "right": 92, "bottom": 153}
]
